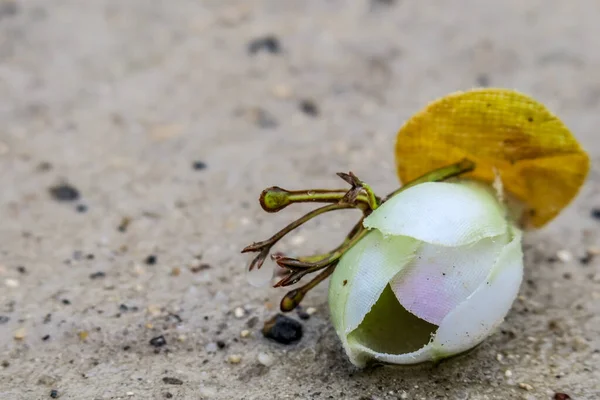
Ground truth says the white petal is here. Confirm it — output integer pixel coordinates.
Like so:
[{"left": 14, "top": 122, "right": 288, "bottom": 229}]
[
  {"left": 340, "top": 226, "right": 523, "bottom": 366},
  {"left": 328, "top": 230, "right": 419, "bottom": 337},
  {"left": 429, "top": 226, "right": 523, "bottom": 358},
  {"left": 389, "top": 234, "right": 509, "bottom": 325},
  {"left": 363, "top": 181, "right": 507, "bottom": 246}
]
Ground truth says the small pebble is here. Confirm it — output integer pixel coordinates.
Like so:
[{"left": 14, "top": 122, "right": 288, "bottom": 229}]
[
  {"left": 50, "top": 389, "right": 59, "bottom": 398},
  {"left": 234, "top": 307, "right": 245, "bottom": 319},
  {"left": 49, "top": 184, "right": 80, "bottom": 202},
  {"left": 149, "top": 335, "right": 167, "bottom": 348},
  {"left": 14, "top": 327, "right": 26, "bottom": 340},
  {"left": 554, "top": 393, "right": 572, "bottom": 400},
  {"left": 192, "top": 161, "right": 207, "bottom": 171},
  {"left": 262, "top": 314, "right": 303, "bottom": 344},
  {"left": 240, "top": 329, "right": 250, "bottom": 338},
  {"left": 216, "top": 340, "right": 226, "bottom": 349},
  {"left": 556, "top": 250, "right": 572, "bottom": 263},
  {"left": 162, "top": 377, "right": 183, "bottom": 385},
  {"left": 505, "top": 370, "right": 513, "bottom": 377},
  {"left": 248, "top": 35, "right": 281, "bottom": 54},
  {"left": 171, "top": 267, "right": 181, "bottom": 277},
  {"left": 145, "top": 255, "right": 157, "bottom": 265},
  {"left": 4, "top": 278, "right": 19, "bottom": 288},
  {"left": 78, "top": 331, "right": 88, "bottom": 341},
  {"left": 42, "top": 334, "right": 50, "bottom": 341},
  {"left": 227, "top": 354, "right": 242, "bottom": 364},
  {"left": 299, "top": 100, "right": 319, "bottom": 117},
  {"left": 89, "top": 271, "right": 106, "bottom": 279},
  {"left": 591, "top": 208, "right": 600, "bottom": 220},
  {"left": 126, "top": 392, "right": 134, "bottom": 397},
  {"left": 16, "top": 266, "right": 26, "bottom": 274},
  {"left": 257, "top": 352, "right": 274, "bottom": 367},
  {"left": 518, "top": 383, "right": 533, "bottom": 391},
  {"left": 306, "top": 307, "right": 317, "bottom": 315},
  {"left": 76, "top": 204, "right": 88, "bottom": 213},
  {"left": 0, "top": 316, "right": 9, "bottom": 324}
]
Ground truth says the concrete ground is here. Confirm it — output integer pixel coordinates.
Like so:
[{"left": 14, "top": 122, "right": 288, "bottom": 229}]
[{"left": 1, "top": 1, "right": 599, "bottom": 399}]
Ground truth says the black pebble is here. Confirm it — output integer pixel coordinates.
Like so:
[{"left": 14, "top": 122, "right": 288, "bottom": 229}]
[
  {"left": 89, "top": 271, "right": 106, "bottom": 279},
  {"left": 248, "top": 35, "right": 281, "bottom": 55},
  {"left": 192, "top": 161, "right": 207, "bottom": 171},
  {"left": 297, "top": 309, "right": 310, "bottom": 321},
  {"left": 591, "top": 208, "right": 600, "bottom": 220},
  {"left": 76, "top": 204, "right": 88, "bottom": 213},
  {"left": 145, "top": 255, "right": 157, "bottom": 265},
  {"left": 42, "top": 334, "right": 51, "bottom": 341},
  {"left": 162, "top": 377, "right": 183, "bottom": 385},
  {"left": 0, "top": 316, "right": 9, "bottom": 324},
  {"left": 165, "top": 393, "right": 173, "bottom": 399},
  {"left": 149, "top": 335, "right": 167, "bottom": 348},
  {"left": 216, "top": 340, "right": 226, "bottom": 349},
  {"left": 61, "top": 299, "right": 71, "bottom": 305},
  {"left": 50, "top": 389, "right": 59, "bottom": 398},
  {"left": 119, "top": 304, "right": 129, "bottom": 312},
  {"left": 262, "top": 314, "right": 303, "bottom": 344},
  {"left": 17, "top": 266, "right": 26, "bottom": 274},
  {"left": 299, "top": 100, "right": 319, "bottom": 117},
  {"left": 49, "top": 184, "right": 80, "bottom": 202}
]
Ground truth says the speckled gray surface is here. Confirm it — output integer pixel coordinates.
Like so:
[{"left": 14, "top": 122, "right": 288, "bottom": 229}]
[{"left": 0, "top": 1, "right": 599, "bottom": 399}]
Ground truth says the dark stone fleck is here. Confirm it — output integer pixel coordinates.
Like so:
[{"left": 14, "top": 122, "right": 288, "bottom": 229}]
[
  {"left": 216, "top": 340, "right": 226, "bottom": 349},
  {"left": 190, "top": 263, "right": 211, "bottom": 273},
  {"left": 61, "top": 299, "right": 71, "bottom": 305},
  {"left": 297, "top": 308, "right": 310, "bottom": 321},
  {"left": 86, "top": 253, "right": 94, "bottom": 260},
  {"left": 299, "top": 100, "right": 319, "bottom": 117},
  {"left": 123, "top": 345, "right": 131, "bottom": 351},
  {"left": 262, "top": 314, "right": 303, "bottom": 344},
  {"left": 246, "top": 316, "right": 259, "bottom": 328},
  {"left": 119, "top": 304, "right": 129, "bottom": 312},
  {"left": 89, "top": 271, "right": 106, "bottom": 279},
  {"left": 118, "top": 217, "right": 131, "bottom": 232},
  {"left": 49, "top": 184, "right": 80, "bottom": 202},
  {"left": 1, "top": 360, "right": 9, "bottom": 368},
  {"left": 192, "top": 161, "right": 207, "bottom": 171},
  {"left": 0, "top": 1, "right": 18, "bottom": 19},
  {"left": 165, "top": 393, "right": 173, "bottom": 399},
  {"left": 476, "top": 73, "right": 491, "bottom": 87},
  {"left": 162, "top": 377, "right": 183, "bottom": 385},
  {"left": 50, "top": 389, "right": 59, "bottom": 398},
  {"left": 580, "top": 252, "right": 594, "bottom": 265},
  {"left": 150, "top": 335, "right": 167, "bottom": 348},
  {"left": 76, "top": 204, "right": 88, "bottom": 213},
  {"left": 145, "top": 255, "right": 157, "bottom": 265},
  {"left": 248, "top": 35, "right": 281, "bottom": 55},
  {"left": 591, "top": 208, "right": 600, "bottom": 220},
  {"left": 17, "top": 266, "right": 26, "bottom": 274},
  {"left": 43, "top": 313, "right": 52, "bottom": 323},
  {"left": 42, "top": 334, "right": 50, "bottom": 341},
  {"left": 0, "top": 316, "right": 9, "bottom": 324},
  {"left": 554, "top": 393, "right": 572, "bottom": 400},
  {"left": 36, "top": 161, "right": 53, "bottom": 172}
]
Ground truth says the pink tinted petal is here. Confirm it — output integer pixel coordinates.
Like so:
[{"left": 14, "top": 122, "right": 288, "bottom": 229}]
[{"left": 389, "top": 235, "right": 507, "bottom": 325}]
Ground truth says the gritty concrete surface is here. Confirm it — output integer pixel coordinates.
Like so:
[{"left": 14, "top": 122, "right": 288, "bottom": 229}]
[{"left": 0, "top": 1, "right": 599, "bottom": 399}]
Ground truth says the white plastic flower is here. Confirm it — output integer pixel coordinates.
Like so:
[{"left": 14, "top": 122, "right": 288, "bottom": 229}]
[{"left": 328, "top": 180, "right": 523, "bottom": 367}]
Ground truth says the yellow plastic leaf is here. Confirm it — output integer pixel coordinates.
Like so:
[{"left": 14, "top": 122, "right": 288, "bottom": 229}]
[{"left": 395, "top": 88, "right": 589, "bottom": 228}]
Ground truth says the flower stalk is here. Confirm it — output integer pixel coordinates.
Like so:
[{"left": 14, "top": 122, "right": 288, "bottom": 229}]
[{"left": 242, "top": 159, "right": 475, "bottom": 311}]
